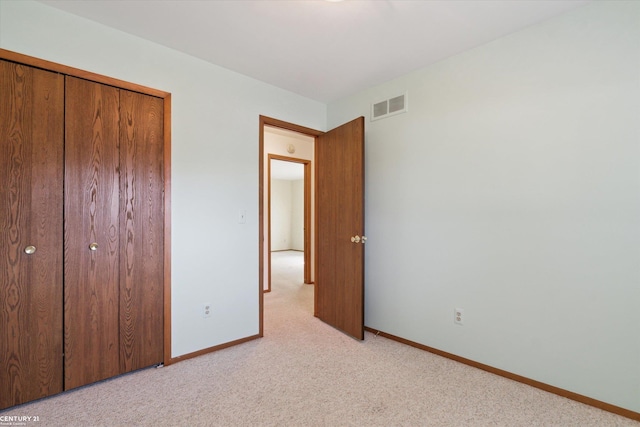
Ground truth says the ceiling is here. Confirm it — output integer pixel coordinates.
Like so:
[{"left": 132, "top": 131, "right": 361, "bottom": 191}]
[{"left": 39, "top": 0, "right": 590, "bottom": 103}]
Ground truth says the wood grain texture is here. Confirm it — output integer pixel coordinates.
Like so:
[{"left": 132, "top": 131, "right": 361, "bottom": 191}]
[
  {"left": 0, "top": 60, "right": 64, "bottom": 409},
  {"left": 0, "top": 49, "right": 172, "bottom": 370},
  {"left": 64, "top": 77, "right": 121, "bottom": 390},
  {"left": 162, "top": 94, "right": 172, "bottom": 366},
  {"left": 315, "top": 117, "right": 365, "bottom": 340},
  {"left": 303, "top": 161, "right": 311, "bottom": 284},
  {"left": 119, "top": 90, "right": 164, "bottom": 372}
]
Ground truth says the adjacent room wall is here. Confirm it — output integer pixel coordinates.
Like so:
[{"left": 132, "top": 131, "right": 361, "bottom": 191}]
[
  {"left": 270, "top": 178, "right": 304, "bottom": 252},
  {"left": 271, "top": 179, "right": 291, "bottom": 251},
  {"left": 291, "top": 179, "right": 305, "bottom": 251},
  {"left": 0, "top": 0, "right": 326, "bottom": 357},
  {"left": 328, "top": 0, "right": 640, "bottom": 413}
]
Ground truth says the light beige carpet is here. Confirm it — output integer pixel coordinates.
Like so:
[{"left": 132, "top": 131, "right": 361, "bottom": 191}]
[{"left": 1, "top": 251, "right": 637, "bottom": 426}]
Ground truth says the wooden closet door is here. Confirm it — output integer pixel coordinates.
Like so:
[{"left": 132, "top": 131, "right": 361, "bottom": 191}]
[
  {"left": 64, "top": 76, "right": 121, "bottom": 389},
  {"left": 119, "top": 90, "right": 164, "bottom": 372},
  {"left": 0, "top": 60, "right": 64, "bottom": 409}
]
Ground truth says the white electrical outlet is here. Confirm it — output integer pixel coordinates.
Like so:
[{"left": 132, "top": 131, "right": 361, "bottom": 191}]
[
  {"left": 454, "top": 308, "right": 464, "bottom": 325},
  {"left": 203, "top": 303, "right": 212, "bottom": 318}
]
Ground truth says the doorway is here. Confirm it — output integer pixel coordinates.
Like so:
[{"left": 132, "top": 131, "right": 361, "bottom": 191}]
[
  {"left": 268, "top": 156, "right": 311, "bottom": 292},
  {"left": 259, "top": 115, "right": 365, "bottom": 340},
  {"left": 259, "top": 117, "right": 322, "bottom": 336}
]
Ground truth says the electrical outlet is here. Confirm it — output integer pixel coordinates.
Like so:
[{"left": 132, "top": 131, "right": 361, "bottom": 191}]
[
  {"left": 203, "top": 303, "right": 212, "bottom": 318},
  {"left": 454, "top": 308, "right": 464, "bottom": 325}
]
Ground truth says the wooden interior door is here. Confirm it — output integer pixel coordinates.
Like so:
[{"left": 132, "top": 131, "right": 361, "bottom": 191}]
[
  {"left": 0, "top": 60, "right": 64, "bottom": 409},
  {"left": 315, "top": 117, "right": 365, "bottom": 340},
  {"left": 64, "top": 76, "right": 121, "bottom": 389},
  {"left": 119, "top": 90, "right": 164, "bottom": 372}
]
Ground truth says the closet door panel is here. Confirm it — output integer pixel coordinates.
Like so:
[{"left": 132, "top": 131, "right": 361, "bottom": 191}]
[
  {"left": 64, "top": 76, "right": 120, "bottom": 389},
  {"left": 0, "top": 60, "right": 64, "bottom": 409},
  {"left": 119, "top": 90, "right": 164, "bottom": 372}
]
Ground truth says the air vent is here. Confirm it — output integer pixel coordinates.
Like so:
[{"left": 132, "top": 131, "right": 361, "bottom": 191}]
[
  {"left": 373, "top": 100, "right": 388, "bottom": 118},
  {"left": 371, "top": 93, "right": 407, "bottom": 121}
]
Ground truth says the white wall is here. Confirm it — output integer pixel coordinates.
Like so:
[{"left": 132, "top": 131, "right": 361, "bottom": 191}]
[
  {"left": 291, "top": 179, "right": 305, "bottom": 251},
  {"left": 270, "top": 179, "right": 292, "bottom": 251},
  {"left": 270, "top": 178, "right": 304, "bottom": 251},
  {"left": 328, "top": 0, "right": 640, "bottom": 413},
  {"left": 0, "top": 0, "right": 326, "bottom": 357}
]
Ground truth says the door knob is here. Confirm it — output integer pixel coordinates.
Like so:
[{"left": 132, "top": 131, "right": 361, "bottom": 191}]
[
  {"left": 361, "top": 236, "right": 367, "bottom": 244},
  {"left": 351, "top": 235, "right": 361, "bottom": 243},
  {"left": 24, "top": 245, "right": 36, "bottom": 254},
  {"left": 89, "top": 242, "right": 99, "bottom": 251}
]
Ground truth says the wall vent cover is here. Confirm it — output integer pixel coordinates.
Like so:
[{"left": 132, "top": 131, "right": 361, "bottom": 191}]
[{"left": 371, "top": 93, "right": 407, "bottom": 121}]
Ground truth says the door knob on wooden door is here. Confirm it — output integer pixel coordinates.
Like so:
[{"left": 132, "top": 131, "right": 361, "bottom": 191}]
[
  {"left": 24, "top": 245, "right": 36, "bottom": 254},
  {"left": 351, "top": 235, "right": 361, "bottom": 243},
  {"left": 89, "top": 242, "right": 99, "bottom": 251}
]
